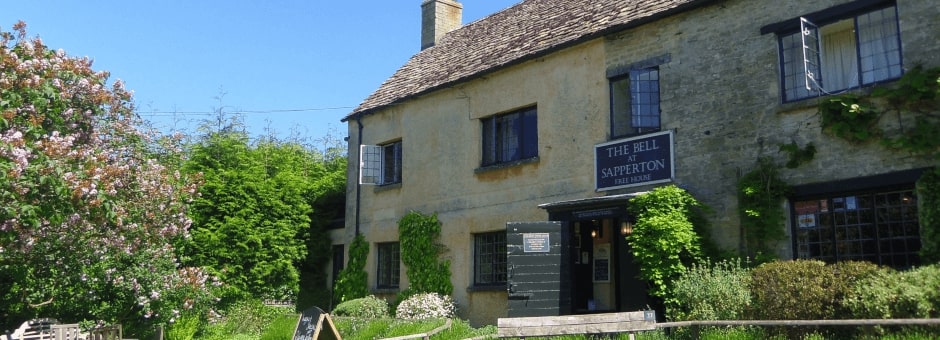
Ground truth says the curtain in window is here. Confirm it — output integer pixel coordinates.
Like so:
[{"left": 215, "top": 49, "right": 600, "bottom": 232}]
[
  {"left": 857, "top": 7, "right": 902, "bottom": 84},
  {"left": 820, "top": 19, "right": 858, "bottom": 91}
]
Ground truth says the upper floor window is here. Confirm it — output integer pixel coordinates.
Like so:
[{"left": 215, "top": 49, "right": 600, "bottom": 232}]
[
  {"left": 610, "top": 67, "right": 661, "bottom": 138},
  {"left": 376, "top": 242, "right": 400, "bottom": 288},
  {"left": 772, "top": 1, "right": 901, "bottom": 102},
  {"left": 360, "top": 140, "right": 402, "bottom": 185},
  {"left": 473, "top": 231, "right": 507, "bottom": 286},
  {"left": 481, "top": 106, "right": 538, "bottom": 167}
]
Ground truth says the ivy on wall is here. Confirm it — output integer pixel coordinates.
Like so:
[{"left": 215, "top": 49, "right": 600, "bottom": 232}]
[
  {"left": 818, "top": 65, "right": 940, "bottom": 158},
  {"left": 917, "top": 168, "right": 940, "bottom": 263},
  {"left": 737, "top": 157, "right": 790, "bottom": 261},
  {"left": 332, "top": 234, "right": 369, "bottom": 304},
  {"left": 397, "top": 211, "right": 453, "bottom": 302}
]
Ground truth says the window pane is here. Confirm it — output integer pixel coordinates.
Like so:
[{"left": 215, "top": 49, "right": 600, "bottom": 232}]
[
  {"left": 481, "top": 107, "right": 538, "bottom": 166},
  {"left": 482, "top": 118, "right": 495, "bottom": 165},
  {"left": 474, "top": 232, "right": 507, "bottom": 285},
  {"left": 610, "top": 77, "right": 632, "bottom": 137},
  {"left": 630, "top": 68, "right": 660, "bottom": 129},
  {"left": 781, "top": 31, "right": 817, "bottom": 101},
  {"left": 382, "top": 142, "right": 401, "bottom": 184},
  {"left": 521, "top": 109, "right": 538, "bottom": 159},
  {"left": 377, "top": 242, "right": 400, "bottom": 288},
  {"left": 856, "top": 7, "right": 902, "bottom": 84}
]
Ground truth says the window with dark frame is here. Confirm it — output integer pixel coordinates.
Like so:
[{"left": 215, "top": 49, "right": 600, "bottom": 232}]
[
  {"left": 775, "top": 2, "right": 902, "bottom": 102},
  {"left": 376, "top": 242, "right": 400, "bottom": 288},
  {"left": 792, "top": 188, "right": 920, "bottom": 269},
  {"left": 481, "top": 106, "right": 538, "bottom": 167},
  {"left": 474, "top": 231, "right": 507, "bottom": 286},
  {"left": 382, "top": 141, "right": 402, "bottom": 185},
  {"left": 610, "top": 67, "right": 661, "bottom": 138}
]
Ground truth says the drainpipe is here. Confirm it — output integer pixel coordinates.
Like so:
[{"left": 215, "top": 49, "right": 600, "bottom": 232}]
[{"left": 354, "top": 115, "right": 363, "bottom": 236}]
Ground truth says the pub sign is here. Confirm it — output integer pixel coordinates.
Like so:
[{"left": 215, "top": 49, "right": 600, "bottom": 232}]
[{"left": 595, "top": 130, "right": 674, "bottom": 191}]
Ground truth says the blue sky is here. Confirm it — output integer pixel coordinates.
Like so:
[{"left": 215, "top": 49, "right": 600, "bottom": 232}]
[{"left": 3, "top": 1, "right": 518, "bottom": 142}]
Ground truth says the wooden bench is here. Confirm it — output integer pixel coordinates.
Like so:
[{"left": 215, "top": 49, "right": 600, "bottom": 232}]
[
  {"left": 2, "top": 319, "right": 124, "bottom": 340},
  {"left": 497, "top": 310, "right": 656, "bottom": 339}
]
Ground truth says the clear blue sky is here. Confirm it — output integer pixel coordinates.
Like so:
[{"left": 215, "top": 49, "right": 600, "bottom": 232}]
[{"left": 3, "top": 1, "right": 518, "bottom": 142}]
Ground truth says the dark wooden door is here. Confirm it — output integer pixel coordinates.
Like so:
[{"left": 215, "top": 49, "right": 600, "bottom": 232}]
[{"left": 506, "top": 221, "right": 570, "bottom": 317}]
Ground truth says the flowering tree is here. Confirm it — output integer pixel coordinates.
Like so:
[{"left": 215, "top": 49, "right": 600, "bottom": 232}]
[{"left": 0, "top": 22, "right": 217, "bottom": 333}]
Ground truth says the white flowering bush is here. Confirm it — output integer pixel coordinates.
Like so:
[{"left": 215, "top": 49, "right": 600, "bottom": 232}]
[{"left": 395, "top": 293, "right": 456, "bottom": 320}]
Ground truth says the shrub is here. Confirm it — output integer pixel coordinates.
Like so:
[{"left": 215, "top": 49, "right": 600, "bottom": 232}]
[
  {"left": 395, "top": 292, "right": 456, "bottom": 320},
  {"left": 749, "top": 260, "right": 885, "bottom": 338},
  {"left": 845, "top": 264, "right": 940, "bottom": 319},
  {"left": 669, "top": 258, "right": 752, "bottom": 321},
  {"left": 332, "top": 295, "right": 389, "bottom": 318}
]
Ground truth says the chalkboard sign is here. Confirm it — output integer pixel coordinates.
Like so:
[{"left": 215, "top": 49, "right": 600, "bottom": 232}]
[{"left": 293, "top": 306, "right": 341, "bottom": 340}]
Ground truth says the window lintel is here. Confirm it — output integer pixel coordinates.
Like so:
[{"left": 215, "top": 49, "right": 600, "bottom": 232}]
[{"left": 606, "top": 54, "right": 671, "bottom": 79}]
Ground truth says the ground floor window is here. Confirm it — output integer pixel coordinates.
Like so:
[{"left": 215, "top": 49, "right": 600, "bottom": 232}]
[
  {"left": 474, "top": 231, "right": 507, "bottom": 286},
  {"left": 793, "top": 188, "right": 920, "bottom": 268},
  {"left": 377, "top": 242, "right": 400, "bottom": 288}
]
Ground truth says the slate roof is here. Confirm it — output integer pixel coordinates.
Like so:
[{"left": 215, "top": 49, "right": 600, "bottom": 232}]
[{"left": 344, "top": 0, "right": 711, "bottom": 121}]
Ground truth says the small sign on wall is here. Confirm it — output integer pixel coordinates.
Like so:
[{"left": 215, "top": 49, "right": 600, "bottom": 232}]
[{"left": 523, "top": 233, "right": 550, "bottom": 252}]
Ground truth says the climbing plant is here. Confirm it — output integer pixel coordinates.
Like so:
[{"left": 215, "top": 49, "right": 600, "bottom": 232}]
[
  {"left": 333, "top": 234, "right": 369, "bottom": 304},
  {"left": 627, "top": 185, "right": 703, "bottom": 305},
  {"left": 918, "top": 168, "right": 940, "bottom": 263},
  {"left": 778, "top": 141, "right": 816, "bottom": 169},
  {"left": 818, "top": 65, "right": 940, "bottom": 158},
  {"left": 737, "top": 157, "right": 790, "bottom": 260},
  {"left": 397, "top": 211, "right": 453, "bottom": 302}
]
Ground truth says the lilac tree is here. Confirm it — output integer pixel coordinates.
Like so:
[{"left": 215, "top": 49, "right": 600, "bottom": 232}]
[{"left": 0, "top": 22, "right": 217, "bottom": 334}]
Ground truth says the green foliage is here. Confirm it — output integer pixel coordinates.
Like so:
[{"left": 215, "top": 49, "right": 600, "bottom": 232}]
[
  {"left": 918, "top": 168, "right": 940, "bottom": 263},
  {"left": 845, "top": 264, "right": 940, "bottom": 319},
  {"left": 777, "top": 142, "right": 816, "bottom": 169},
  {"left": 818, "top": 94, "right": 881, "bottom": 143},
  {"left": 819, "top": 65, "right": 940, "bottom": 158},
  {"left": 749, "top": 260, "right": 882, "bottom": 321},
  {"left": 333, "top": 234, "right": 369, "bottom": 304},
  {"left": 397, "top": 211, "right": 453, "bottom": 301},
  {"left": 627, "top": 185, "right": 703, "bottom": 304},
  {"left": 332, "top": 317, "right": 447, "bottom": 340},
  {"left": 737, "top": 157, "right": 789, "bottom": 258},
  {"left": 258, "top": 313, "right": 299, "bottom": 340},
  {"left": 332, "top": 295, "right": 389, "bottom": 318},
  {"left": 180, "top": 129, "right": 344, "bottom": 302},
  {"left": 166, "top": 313, "right": 202, "bottom": 340},
  {"left": 198, "top": 299, "right": 293, "bottom": 340},
  {"left": 669, "top": 258, "right": 752, "bottom": 321}
]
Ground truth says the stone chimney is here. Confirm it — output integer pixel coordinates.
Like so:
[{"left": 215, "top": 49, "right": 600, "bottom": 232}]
[{"left": 421, "top": 0, "right": 463, "bottom": 50}]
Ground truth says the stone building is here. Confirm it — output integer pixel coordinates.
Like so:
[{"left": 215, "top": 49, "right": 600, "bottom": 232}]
[{"left": 333, "top": 0, "right": 939, "bottom": 326}]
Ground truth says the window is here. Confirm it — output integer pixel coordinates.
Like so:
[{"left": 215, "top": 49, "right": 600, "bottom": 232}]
[
  {"left": 359, "top": 141, "right": 402, "bottom": 185},
  {"left": 331, "top": 245, "right": 344, "bottom": 286},
  {"left": 793, "top": 189, "right": 920, "bottom": 268},
  {"left": 474, "top": 232, "right": 507, "bottom": 286},
  {"left": 376, "top": 242, "right": 400, "bottom": 288},
  {"left": 610, "top": 67, "right": 660, "bottom": 138},
  {"left": 481, "top": 107, "right": 538, "bottom": 166},
  {"left": 775, "top": 2, "right": 902, "bottom": 101}
]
